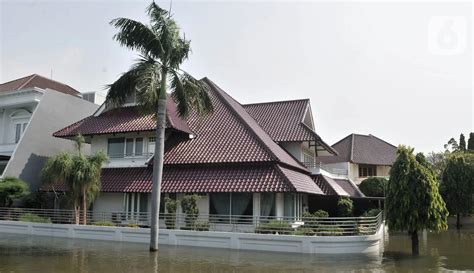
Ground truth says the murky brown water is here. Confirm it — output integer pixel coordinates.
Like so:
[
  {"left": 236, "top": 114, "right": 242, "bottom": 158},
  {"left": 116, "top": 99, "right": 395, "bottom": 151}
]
[{"left": 0, "top": 229, "right": 473, "bottom": 273}]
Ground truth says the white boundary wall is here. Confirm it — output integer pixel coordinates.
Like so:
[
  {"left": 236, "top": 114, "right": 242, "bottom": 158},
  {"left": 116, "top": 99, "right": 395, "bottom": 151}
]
[{"left": 0, "top": 220, "right": 383, "bottom": 254}]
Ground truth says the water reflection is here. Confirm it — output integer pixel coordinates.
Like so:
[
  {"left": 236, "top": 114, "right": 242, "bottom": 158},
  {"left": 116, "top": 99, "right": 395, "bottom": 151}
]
[{"left": 0, "top": 229, "right": 473, "bottom": 272}]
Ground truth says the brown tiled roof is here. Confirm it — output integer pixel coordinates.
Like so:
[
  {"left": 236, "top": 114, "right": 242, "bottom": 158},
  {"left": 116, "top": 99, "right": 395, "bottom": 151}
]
[
  {"left": 163, "top": 78, "right": 307, "bottom": 171},
  {"left": 243, "top": 99, "right": 313, "bottom": 142},
  {"left": 311, "top": 174, "right": 364, "bottom": 198},
  {"left": 0, "top": 74, "right": 81, "bottom": 97},
  {"left": 45, "top": 165, "right": 323, "bottom": 194},
  {"left": 53, "top": 98, "right": 192, "bottom": 137},
  {"left": 243, "top": 100, "right": 337, "bottom": 155},
  {"left": 317, "top": 134, "right": 397, "bottom": 166}
]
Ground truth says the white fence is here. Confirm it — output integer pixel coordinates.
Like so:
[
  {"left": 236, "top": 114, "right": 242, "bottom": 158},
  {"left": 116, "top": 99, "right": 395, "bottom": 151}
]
[
  {"left": 0, "top": 207, "right": 382, "bottom": 236},
  {"left": 0, "top": 220, "right": 384, "bottom": 254}
]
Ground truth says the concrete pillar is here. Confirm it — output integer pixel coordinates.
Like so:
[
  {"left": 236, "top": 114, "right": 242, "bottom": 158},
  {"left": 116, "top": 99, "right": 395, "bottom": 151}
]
[
  {"left": 253, "top": 193, "right": 260, "bottom": 225},
  {"left": 276, "top": 193, "right": 284, "bottom": 219}
]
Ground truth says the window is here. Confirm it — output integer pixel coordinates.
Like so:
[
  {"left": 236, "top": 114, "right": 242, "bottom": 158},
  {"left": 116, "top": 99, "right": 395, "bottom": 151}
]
[
  {"left": 148, "top": 137, "right": 156, "bottom": 155},
  {"left": 209, "top": 193, "right": 253, "bottom": 223},
  {"left": 14, "top": 122, "right": 27, "bottom": 143},
  {"left": 125, "top": 193, "right": 149, "bottom": 222},
  {"left": 107, "top": 138, "right": 125, "bottom": 158},
  {"left": 107, "top": 137, "right": 144, "bottom": 158},
  {"left": 359, "top": 165, "right": 377, "bottom": 177},
  {"left": 135, "top": 138, "right": 143, "bottom": 156}
]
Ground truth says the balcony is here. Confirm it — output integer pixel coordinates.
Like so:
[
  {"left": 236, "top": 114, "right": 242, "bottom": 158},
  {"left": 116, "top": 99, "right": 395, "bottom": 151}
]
[
  {"left": 302, "top": 162, "right": 348, "bottom": 177},
  {"left": 0, "top": 143, "right": 16, "bottom": 156},
  {"left": 104, "top": 153, "right": 153, "bottom": 168}
]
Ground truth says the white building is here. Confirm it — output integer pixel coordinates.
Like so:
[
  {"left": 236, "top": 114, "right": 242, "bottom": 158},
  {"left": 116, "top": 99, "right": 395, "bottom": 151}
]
[{"left": 0, "top": 74, "right": 98, "bottom": 190}]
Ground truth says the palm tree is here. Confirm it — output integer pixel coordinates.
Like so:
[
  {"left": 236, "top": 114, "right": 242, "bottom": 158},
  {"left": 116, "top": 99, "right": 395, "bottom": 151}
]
[
  {"left": 42, "top": 135, "right": 107, "bottom": 225},
  {"left": 108, "top": 2, "right": 213, "bottom": 251}
]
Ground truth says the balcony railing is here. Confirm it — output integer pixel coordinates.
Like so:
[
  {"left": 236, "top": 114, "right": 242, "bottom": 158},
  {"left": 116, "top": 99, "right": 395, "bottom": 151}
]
[
  {"left": 104, "top": 153, "right": 153, "bottom": 167},
  {"left": 0, "top": 143, "right": 16, "bottom": 155},
  {"left": 302, "top": 162, "right": 349, "bottom": 177},
  {"left": 0, "top": 207, "right": 382, "bottom": 236}
]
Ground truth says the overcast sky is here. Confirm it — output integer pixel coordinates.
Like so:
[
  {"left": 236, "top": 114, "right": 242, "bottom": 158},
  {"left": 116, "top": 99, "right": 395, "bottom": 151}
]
[{"left": 0, "top": 0, "right": 472, "bottom": 154}]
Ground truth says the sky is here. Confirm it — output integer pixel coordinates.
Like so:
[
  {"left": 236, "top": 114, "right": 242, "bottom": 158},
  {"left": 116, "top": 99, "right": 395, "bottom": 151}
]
[{"left": 0, "top": 0, "right": 472, "bottom": 154}]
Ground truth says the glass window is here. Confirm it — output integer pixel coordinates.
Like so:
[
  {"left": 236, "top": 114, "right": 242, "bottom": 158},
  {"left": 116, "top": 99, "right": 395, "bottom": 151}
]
[
  {"left": 359, "top": 165, "right": 377, "bottom": 177},
  {"left": 15, "top": 124, "right": 22, "bottom": 143},
  {"left": 107, "top": 138, "right": 125, "bottom": 158},
  {"left": 231, "top": 193, "right": 253, "bottom": 216},
  {"left": 260, "top": 193, "right": 275, "bottom": 218},
  {"left": 284, "top": 193, "right": 295, "bottom": 218},
  {"left": 210, "top": 193, "right": 230, "bottom": 216},
  {"left": 125, "top": 138, "right": 134, "bottom": 156},
  {"left": 135, "top": 138, "right": 143, "bottom": 156}
]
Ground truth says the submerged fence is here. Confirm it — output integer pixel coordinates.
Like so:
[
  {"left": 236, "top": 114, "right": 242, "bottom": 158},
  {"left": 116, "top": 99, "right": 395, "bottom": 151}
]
[{"left": 0, "top": 207, "right": 382, "bottom": 236}]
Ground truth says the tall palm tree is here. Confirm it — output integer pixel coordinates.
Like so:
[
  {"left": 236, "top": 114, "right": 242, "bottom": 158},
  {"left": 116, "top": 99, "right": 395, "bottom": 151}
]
[
  {"left": 108, "top": 2, "right": 213, "bottom": 251},
  {"left": 42, "top": 135, "right": 107, "bottom": 225}
]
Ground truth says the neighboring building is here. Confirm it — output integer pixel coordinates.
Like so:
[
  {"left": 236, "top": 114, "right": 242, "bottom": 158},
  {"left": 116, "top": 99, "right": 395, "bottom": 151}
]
[
  {"left": 81, "top": 90, "right": 107, "bottom": 105},
  {"left": 0, "top": 74, "right": 99, "bottom": 190},
  {"left": 317, "top": 134, "right": 397, "bottom": 184},
  {"left": 51, "top": 78, "right": 364, "bottom": 223}
]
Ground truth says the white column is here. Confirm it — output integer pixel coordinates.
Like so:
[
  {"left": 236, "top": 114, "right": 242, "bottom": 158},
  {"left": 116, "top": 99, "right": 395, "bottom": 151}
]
[
  {"left": 253, "top": 193, "right": 260, "bottom": 225},
  {"left": 276, "top": 193, "right": 284, "bottom": 219}
]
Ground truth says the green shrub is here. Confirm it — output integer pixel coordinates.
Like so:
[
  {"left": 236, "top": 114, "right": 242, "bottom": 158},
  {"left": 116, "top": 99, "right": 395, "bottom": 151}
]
[
  {"left": 19, "top": 213, "right": 51, "bottom": 223},
  {"left": 359, "top": 177, "right": 387, "bottom": 197},
  {"left": 313, "top": 210, "right": 329, "bottom": 218},
  {"left": 255, "top": 220, "right": 293, "bottom": 235},
  {"left": 164, "top": 197, "right": 178, "bottom": 229},
  {"left": 337, "top": 197, "right": 354, "bottom": 217},
  {"left": 125, "top": 223, "right": 139, "bottom": 228},
  {"left": 361, "top": 208, "right": 381, "bottom": 217},
  {"left": 293, "top": 227, "right": 316, "bottom": 236},
  {"left": 92, "top": 221, "right": 115, "bottom": 226},
  {"left": 316, "top": 226, "right": 344, "bottom": 236},
  {"left": 194, "top": 221, "right": 210, "bottom": 231},
  {"left": 181, "top": 195, "right": 200, "bottom": 228}
]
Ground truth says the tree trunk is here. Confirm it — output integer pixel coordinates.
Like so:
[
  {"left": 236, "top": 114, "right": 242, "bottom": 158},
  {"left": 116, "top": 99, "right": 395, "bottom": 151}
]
[
  {"left": 82, "top": 189, "right": 87, "bottom": 225},
  {"left": 411, "top": 230, "right": 419, "bottom": 256},
  {"left": 456, "top": 213, "right": 461, "bottom": 230},
  {"left": 150, "top": 69, "right": 168, "bottom": 252},
  {"left": 74, "top": 201, "right": 80, "bottom": 225}
]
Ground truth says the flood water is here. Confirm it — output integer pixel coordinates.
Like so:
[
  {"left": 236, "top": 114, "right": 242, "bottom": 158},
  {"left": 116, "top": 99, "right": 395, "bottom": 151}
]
[{"left": 0, "top": 229, "right": 473, "bottom": 273}]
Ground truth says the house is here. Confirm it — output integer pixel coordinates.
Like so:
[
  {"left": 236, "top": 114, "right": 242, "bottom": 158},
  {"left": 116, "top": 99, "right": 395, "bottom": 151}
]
[
  {"left": 317, "top": 134, "right": 397, "bottom": 184},
  {"left": 50, "top": 78, "right": 365, "bottom": 223},
  {"left": 0, "top": 74, "right": 99, "bottom": 190}
]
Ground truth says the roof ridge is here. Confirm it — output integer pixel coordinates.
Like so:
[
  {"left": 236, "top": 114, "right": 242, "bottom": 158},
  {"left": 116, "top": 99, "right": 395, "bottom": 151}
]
[
  {"left": 349, "top": 133, "right": 355, "bottom": 162},
  {"left": 242, "top": 98, "right": 309, "bottom": 107},
  {"left": 31, "top": 74, "right": 80, "bottom": 94},
  {"left": 367, "top": 134, "right": 398, "bottom": 149},
  {"left": 0, "top": 74, "right": 35, "bottom": 88},
  {"left": 203, "top": 78, "right": 307, "bottom": 172},
  {"left": 18, "top": 74, "right": 38, "bottom": 90}
]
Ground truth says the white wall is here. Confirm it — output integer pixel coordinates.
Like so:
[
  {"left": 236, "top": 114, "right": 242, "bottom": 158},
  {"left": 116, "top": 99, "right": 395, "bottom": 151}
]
[
  {"left": 93, "top": 193, "right": 124, "bottom": 212},
  {"left": 280, "top": 142, "right": 303, "bottom": 161}
]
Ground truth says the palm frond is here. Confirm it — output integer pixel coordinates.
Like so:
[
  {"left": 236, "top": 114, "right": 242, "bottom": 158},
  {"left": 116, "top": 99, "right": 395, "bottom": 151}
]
[
  {"left": 41, "top": 152, "right": 73, "bottom": 186},
  {"left": 106, "top": 55, "right": 159, "bottom": 106},
  {"left": 169, "top": 36, "right": 191, "bottom": 69},
  {"left": 110, "top": 17, "right": 163, "bottom": 58},
  {"left": 170, "top": 70, "right": 213, "bottom": 117},
  {"left": 147, "top": 2, "right": 169, "bottom": 31}
]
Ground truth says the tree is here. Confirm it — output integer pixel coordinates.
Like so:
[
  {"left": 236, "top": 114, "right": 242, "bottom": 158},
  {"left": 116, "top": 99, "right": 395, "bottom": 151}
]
[
  {"left": 468, "top": 133, "right": 474, "bottom": 151},
  {"left": 386, "top": 145, "right": 448, "bottom": 256},
  {"left": 444, "top": 138, "right": 459, "bottom": 152},
  {"left": 426, "top": 151, "right": 449, "bottom": 181},
  {"left": 108, "top": 2, "right": 213, "bottom": 251},
  {"left": 459, "top": 134, "right": 466, "bottom": 151},
  {"left": 442, "top": 153, "right": 474, "bottom": 229},
  {"left": 0, "top": 177, "right": 29, "bottom": 207},
  {"left": 359, "top": 177, "right": 387, "bottom": 197},
  {"left": 41, "top": 135, "right": 107, "bottom": 225}
]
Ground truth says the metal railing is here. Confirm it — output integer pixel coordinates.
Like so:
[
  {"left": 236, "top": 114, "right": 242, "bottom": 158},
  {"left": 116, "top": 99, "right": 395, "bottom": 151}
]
[
  {"left": 0, "top": 207, "right": 382, "bottom": 236},
  {"left": 302, "top": 162, "right": 349, "bottom": 176}
]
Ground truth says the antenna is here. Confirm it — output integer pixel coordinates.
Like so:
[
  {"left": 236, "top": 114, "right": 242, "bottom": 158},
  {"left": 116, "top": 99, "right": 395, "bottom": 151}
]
[
  {"left": 169, "top": 0, "right": 172, "bottom": 16},
  {"left": 50, "top": 69, "right": 53, "bottom": 79}
]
